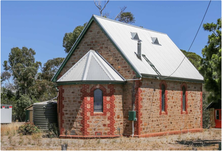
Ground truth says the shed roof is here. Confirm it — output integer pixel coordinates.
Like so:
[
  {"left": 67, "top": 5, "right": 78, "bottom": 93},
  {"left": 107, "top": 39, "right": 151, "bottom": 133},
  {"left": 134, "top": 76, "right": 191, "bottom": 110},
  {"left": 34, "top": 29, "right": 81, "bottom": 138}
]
[
  {"left": 52, "top": 15, "right": 204, "bottom": 83},
  {"left": 57, "top": 50, "right": 125, "bottom": 84},
  {"left": 33, "top": 100, "right": 57, "bottom": 105},
  {"left": 205, "top": 101, "right": 221, "bottom": 110}
]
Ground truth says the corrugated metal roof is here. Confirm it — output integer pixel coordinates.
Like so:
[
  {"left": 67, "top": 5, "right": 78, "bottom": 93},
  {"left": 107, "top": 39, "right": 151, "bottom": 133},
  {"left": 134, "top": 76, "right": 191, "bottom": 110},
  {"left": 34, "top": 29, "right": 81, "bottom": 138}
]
[
  {"left": 57, "top": 50, "right": 125, "bottom": 82},
  {"left": 33, "top": 100, "right": 57, "bottom": 105},
  {"left": 94, "top": 15, "right": 204, "bottom": 81}
]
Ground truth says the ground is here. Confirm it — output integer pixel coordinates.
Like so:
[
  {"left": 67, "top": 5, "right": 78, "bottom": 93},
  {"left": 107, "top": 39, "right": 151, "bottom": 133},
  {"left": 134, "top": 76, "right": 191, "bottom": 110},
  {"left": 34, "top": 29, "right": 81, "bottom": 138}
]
[{"left": 1, "top": 123, "right": 221, "bottom": 150}]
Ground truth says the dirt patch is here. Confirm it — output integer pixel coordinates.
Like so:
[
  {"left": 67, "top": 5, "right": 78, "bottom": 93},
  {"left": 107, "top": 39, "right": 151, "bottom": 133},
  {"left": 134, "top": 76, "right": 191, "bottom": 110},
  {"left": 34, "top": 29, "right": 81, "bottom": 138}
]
[{"left": 1, "top": 123, "right": 221, "bottom": 150}]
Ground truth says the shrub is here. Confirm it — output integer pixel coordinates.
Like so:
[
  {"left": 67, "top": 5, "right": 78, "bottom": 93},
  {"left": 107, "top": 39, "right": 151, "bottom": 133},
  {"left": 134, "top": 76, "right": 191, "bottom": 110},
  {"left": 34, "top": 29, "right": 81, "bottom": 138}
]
[
  {"left": 18, "top": 122, "right": 40, "bottom": 135},
  {"left": 43, "top": 123, "right": 59, "bottom": 138}
]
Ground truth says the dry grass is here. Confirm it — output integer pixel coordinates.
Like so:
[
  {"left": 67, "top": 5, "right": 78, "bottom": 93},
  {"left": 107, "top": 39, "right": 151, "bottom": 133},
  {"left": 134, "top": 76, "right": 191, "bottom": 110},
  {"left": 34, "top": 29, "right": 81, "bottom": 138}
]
[
  {"left": 1, "top": 125, "right": 221, "bottom": 150},
  {"left": 1, "top": 122, "right": 22, "bottom": 136}
]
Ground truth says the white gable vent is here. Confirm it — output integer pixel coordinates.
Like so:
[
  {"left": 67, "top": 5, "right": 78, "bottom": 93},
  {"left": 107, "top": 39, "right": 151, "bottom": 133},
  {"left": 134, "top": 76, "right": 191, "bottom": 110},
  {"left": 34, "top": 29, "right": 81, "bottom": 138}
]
[
  {"left": 151, "top": 37, "right": 160, "bottom": 45},
  {"left": 131, "top": 32, "right": 140, "bottom": 41}
]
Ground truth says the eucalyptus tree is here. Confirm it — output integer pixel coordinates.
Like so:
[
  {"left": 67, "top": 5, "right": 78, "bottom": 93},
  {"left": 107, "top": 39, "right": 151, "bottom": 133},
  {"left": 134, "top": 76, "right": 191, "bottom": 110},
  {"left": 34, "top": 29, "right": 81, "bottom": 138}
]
[
  {"left": 199, "top": 18, "right": 221, "bottom": 102},
  {"left": 3, "top": 47, "right": 41, "bottom": 96}
]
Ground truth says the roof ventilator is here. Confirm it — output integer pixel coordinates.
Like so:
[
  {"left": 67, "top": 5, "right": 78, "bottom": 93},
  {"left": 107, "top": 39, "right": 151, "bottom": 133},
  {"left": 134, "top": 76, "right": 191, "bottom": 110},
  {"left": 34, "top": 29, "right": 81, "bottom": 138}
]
[
  {"left": 142, "top": 54, "right": 161, "bottom": 79},
  {"left": 131, "top": 32, "right": 142, "bottom": 60},
  {"left": 151, "top": 37, "right": 160, "bottom": 45}
]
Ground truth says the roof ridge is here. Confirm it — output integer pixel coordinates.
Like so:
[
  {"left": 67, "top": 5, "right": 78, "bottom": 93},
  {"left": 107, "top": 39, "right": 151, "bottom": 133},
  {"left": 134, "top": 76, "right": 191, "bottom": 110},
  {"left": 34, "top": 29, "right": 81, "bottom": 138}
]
[
  {"left": 91, "top": 52, "right": 115, "bottom": 80},
  {"left": 93, "top": 15, "right": 167, "bottom": 35},
  {"left": 94, "top": 51, "right": 126, "bottom": 81},
  {"left": 57, "top": 50, "right": 90, "bottom": 81}
]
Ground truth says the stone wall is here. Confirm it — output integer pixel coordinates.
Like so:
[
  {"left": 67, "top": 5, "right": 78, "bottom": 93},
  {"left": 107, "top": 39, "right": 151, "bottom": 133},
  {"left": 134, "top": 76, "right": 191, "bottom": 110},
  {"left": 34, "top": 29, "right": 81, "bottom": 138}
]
[
  {"left": 139, "top": 79, "right": 202, "bottom": 136},
  {"left": 59, "top": 84, "right": 124, "bottom": 137},
  {"left": 58, "top": 85, "right": 83, "bottom": 136}
]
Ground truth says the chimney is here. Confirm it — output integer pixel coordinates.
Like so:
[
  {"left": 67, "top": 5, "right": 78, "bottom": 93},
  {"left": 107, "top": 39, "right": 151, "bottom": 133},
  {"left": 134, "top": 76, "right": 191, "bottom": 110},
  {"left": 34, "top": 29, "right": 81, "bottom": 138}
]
[{"left": 131, "top": 32, "right": 142, "bottom": 60}]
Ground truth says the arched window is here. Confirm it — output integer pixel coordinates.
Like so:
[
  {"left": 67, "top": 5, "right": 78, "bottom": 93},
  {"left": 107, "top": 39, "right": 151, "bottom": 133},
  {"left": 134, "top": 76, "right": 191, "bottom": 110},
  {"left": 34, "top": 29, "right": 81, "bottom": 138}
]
[
  {"left": 94, "top": 89, "right": 103, "bottom": 112},
  {"left": 161, "top": 84, "right": 165, "bottom": 111},
  {"left": 182, "top": 86, "right": 186, "bottom": 111}
]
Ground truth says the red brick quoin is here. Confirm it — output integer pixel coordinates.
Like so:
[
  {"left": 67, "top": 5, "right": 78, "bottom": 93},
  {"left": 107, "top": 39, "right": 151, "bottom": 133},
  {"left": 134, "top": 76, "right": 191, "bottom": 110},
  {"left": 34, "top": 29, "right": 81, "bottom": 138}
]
[
  {"left": 80, "top": 84, "right": 116, "bottom": 136},
  {"left": 134, "top": 80, "right": 142, "bottom": 136},
  {"left": 58, "top": 86, "right": 65, "bottom": 135}
]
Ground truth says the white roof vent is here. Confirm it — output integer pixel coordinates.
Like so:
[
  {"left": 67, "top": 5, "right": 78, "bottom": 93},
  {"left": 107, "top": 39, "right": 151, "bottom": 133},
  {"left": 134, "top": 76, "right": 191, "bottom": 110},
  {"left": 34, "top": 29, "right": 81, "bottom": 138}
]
[
  {"left": 131, "top": 32, "right": 140, "bottom": 41},
  {"left": 151, "top": 37, "right": 160, "bottom": 45}
]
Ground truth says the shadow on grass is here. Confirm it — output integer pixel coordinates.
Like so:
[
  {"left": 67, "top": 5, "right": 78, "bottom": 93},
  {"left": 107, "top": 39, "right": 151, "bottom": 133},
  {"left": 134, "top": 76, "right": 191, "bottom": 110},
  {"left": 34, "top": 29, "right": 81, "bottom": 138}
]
[{"left": 176, "top": 139, "right": 221, "bottom": 147}]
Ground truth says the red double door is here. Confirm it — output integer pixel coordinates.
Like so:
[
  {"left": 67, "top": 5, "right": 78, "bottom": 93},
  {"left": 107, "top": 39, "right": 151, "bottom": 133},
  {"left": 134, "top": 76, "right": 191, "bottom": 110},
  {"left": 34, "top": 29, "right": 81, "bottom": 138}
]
[{"left": 215, "top": 109, "right": 221, "bottom": 128}]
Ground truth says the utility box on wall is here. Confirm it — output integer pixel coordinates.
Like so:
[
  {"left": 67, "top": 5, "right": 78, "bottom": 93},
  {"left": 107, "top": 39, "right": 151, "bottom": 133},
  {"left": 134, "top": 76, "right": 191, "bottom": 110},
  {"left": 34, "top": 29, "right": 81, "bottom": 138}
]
[{"left": 128, "top": 111, "right": 136, "bottom": 121}]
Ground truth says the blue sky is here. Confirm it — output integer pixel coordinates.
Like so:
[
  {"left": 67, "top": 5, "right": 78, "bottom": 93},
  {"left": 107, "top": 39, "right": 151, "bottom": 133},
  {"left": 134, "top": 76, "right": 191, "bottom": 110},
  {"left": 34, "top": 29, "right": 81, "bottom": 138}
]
[{"left": 1, "top": 1, "right": 221, "bottom": 73}]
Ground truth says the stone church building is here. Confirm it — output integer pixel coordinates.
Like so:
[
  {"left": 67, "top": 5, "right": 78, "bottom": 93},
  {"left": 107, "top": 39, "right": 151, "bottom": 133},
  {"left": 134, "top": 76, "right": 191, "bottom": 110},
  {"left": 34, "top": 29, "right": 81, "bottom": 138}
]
[{"left": 52, "top": 15, "right": 204, "bottom": 138}]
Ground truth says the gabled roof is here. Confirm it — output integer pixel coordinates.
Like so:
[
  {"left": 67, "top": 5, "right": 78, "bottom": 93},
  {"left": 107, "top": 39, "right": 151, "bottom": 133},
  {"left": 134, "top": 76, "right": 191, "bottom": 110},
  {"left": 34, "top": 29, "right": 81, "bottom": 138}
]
[
  {"left": 57, "top": 50, "right": 125, "bottom": 85},
  {"left": 52, "top": 15, "right": 204, "bottom": 83}
]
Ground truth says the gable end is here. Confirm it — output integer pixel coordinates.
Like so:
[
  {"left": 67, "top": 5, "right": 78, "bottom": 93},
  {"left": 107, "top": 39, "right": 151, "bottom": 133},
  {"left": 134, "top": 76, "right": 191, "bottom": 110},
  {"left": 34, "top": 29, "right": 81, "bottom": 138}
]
[{"left": 52, "top": 15, "right": 141, "bottom": 82}]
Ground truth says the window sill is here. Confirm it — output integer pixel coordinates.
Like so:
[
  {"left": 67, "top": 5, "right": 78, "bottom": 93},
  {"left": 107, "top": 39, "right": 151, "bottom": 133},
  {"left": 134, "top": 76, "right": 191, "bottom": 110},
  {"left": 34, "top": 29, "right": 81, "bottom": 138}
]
[
  {"left": 181, "top": 111, "right": 188, "bottom": 114},
  {"left": 94, "top": 112, "right": 103, "bottom": 114},
  {"left": 92, "top": 112, "right": 106, "bottom": 116},
  {"left": 160, "top": 111, "right": 167, "bottom": 115}
]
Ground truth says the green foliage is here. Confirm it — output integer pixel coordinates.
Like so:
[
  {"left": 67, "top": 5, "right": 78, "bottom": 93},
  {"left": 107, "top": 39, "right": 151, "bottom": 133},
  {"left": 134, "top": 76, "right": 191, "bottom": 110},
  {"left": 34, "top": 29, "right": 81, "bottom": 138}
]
[
  {"left": 28, "top": 57, "right": 64, "bottom": 101},
  {"left": 63, "top": 24, "right": 87, "bottom": 53},
  {"left": 3, "top": 47, "right": 41, "bottom": 96},
  {"left": 29, "top": 79, "right": 57, "bottom": 101},
  {"left": 2, "top": 47, "right": 63, "bottom": 121},
  {"left": 18, "top": 122, "right": 40, "bottom": 135},
  {"left": 180, "top": 49, "right": 202, "bottom": 69},
  {"left": 1, "top": 71, "right": 11, "bottom": 83},
  {"left": 15, "top": 94, "right": 36, "bottom": 121},
  {"left": 41, "top": 57, "right": 64, "bottom": 81},
  {"left": 117, "top": 12, "right": 135, "bottom": 24},
  {"left": 202, "top": 97, "right": 210, "bottom": 128},
  {"left": 1, "top": 87, "right": 17, "bottom": 120},
  {"left": 199, "top": 18, "right": 221, "bottom": 102}
]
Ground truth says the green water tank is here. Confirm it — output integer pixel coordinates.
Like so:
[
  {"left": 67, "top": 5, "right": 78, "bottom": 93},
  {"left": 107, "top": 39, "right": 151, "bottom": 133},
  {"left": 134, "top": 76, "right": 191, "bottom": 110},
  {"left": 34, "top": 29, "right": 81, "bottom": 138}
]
[{"left": 33, "top": 101, "right": 57, "bottom": 130}]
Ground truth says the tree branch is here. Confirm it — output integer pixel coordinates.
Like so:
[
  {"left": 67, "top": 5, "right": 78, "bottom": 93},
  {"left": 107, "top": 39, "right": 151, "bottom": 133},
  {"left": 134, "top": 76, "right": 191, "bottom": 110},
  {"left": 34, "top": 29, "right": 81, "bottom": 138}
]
[
  {"left": 94, "top": 0, "right": 109, "bottom": 16},
  {"left": 115, "top": 6, "right": 126, "bottom": 20}
]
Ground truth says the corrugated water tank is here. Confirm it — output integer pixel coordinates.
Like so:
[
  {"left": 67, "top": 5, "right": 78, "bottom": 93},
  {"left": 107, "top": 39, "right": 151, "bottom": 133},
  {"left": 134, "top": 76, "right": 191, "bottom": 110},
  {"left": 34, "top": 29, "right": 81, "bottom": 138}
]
[{"left": 33, "top": 101, "right": 57, "bottom": 130}]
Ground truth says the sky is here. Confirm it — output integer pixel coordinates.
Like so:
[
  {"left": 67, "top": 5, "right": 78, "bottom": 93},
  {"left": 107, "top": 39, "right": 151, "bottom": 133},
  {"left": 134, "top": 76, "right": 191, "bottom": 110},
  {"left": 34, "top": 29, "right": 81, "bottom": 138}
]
[{"left": 1, "top": 1, "right": 221, "bottom": 73}]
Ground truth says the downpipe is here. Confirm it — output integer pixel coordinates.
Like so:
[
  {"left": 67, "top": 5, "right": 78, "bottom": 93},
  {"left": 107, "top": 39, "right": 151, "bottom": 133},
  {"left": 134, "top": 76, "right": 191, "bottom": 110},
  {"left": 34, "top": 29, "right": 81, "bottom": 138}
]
[
  {"left": 130, "top": 77, "right": 141, "bottom": 137},
  {"left": 132, "top": 120, "right": 134, "bottom": 137}
]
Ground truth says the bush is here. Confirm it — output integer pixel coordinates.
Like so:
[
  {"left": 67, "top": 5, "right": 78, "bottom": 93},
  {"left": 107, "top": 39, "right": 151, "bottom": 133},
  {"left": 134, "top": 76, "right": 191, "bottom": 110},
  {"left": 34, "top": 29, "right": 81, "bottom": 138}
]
[
  {"left": 43, "top": 123, "right": 59, "bottom": 138},
  {"left": 18, "top": 122, "right": 40, "bottom": 135}
]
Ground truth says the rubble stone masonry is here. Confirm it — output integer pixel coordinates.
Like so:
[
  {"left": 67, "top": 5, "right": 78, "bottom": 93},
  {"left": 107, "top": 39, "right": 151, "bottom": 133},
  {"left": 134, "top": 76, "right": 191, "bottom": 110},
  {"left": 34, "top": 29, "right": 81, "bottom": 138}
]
[
  {"left": 59, "top": 84, "right": 124, "bottom": 138},
  {"left": 139, "top": 79, "right": 203, "bottom": 137}
]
